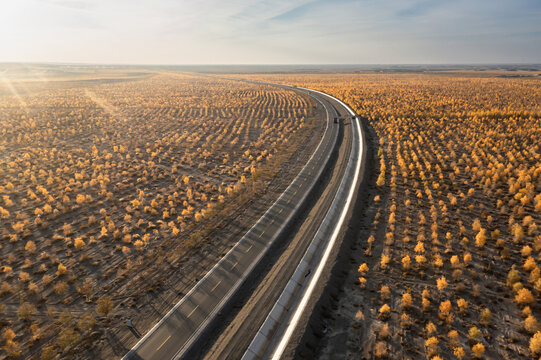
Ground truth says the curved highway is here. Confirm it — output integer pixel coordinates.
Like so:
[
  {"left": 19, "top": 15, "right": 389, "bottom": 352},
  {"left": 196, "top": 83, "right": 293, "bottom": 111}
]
[
  {"left": 123, "top": 83, "right": 360, "bottom": 360},
  {"left": 201, "top": 88, "right": 357, "bottom": 360},
  {"left": 243, "top": 90, "right": 363, "bottom": 359}
]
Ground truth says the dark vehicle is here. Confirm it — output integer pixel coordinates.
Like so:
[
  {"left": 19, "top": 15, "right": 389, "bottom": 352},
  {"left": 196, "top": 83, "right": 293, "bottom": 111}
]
[{"left": 334, "top": 117, "right": 338, "bottom": 123}]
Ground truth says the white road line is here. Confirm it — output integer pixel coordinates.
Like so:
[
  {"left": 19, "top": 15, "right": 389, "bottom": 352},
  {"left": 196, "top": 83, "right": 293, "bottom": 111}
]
[{"left": 270, "top": 93, "right": 363, "bottom": 360}]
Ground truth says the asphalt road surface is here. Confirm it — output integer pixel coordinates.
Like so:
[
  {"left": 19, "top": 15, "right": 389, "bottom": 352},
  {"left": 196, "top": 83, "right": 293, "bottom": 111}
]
[
  {"left": 201, "top": 90, "right": 353, "bottom": 360},
  {"left": 124, "top": 86, "right": 346, "bottom": 360}
]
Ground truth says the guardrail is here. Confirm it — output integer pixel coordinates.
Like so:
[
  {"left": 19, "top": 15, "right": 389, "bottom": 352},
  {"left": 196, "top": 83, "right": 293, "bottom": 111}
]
[
  {"left": 124, "top": 86, "right": 341, "bottom": 360},
  {"left": 242, "top": 90, "right": 364, "bottom": 360}
]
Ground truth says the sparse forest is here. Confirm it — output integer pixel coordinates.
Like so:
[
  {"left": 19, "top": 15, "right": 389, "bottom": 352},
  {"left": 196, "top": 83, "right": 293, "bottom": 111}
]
[
  {"left": 2, "top": 68, "right": 539, "bottom": 359},
  {"left": 0, "top": 72, "right": 319, "bottom": 359},
  {"left": 239, "top": 73, "right": 541, "bottom": 359}
]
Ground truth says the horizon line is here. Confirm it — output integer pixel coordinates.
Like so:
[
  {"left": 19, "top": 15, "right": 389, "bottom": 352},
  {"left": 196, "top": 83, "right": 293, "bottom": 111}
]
[{"left": 1, "top": 61, "right": 541, "bottom": 67}]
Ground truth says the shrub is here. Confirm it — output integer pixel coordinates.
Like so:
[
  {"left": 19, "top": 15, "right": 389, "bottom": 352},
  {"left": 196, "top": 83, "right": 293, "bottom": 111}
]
[
  {"left": 524, "top": 257, "right": 536, "bottom": 272},
  {"left": 17, "top": 302, "right": 36, "bottom": 321},
  {"left": 2, "top": 328, "right": 16, "bottom": 342},
  {"left": 19, "top": 272, "right": 30, "bottom": 282},
  {"left": 42, "top": 274, "right": 53, "bottom": 285},
  {"left": 56, "top": 263, "right": 67, "bottom": 276},
  {"left": 374, "top": 341, "right": 387, "bottom": 358},
  {"left": 57, "top": 328, "right": 80, "bottom": 349},
  {"left": 78, "top": 315, "right": 97, "bottom": 332},
  {"left": 469, "top": 326, "right": 482, "bottom": 340},
  {"left": 436, "top": 276, "right": 448, "bottom": 291},
  {"left": 522, "top": 245, "right": 533, "bottom": 257},
  {"left": 402, "top": 292, "right": 412, "bottom": 309},
  {"left": 358, "top": 263, "right": 369, "bottom": 274},
  {"left": 380, "top": 254, "right": 390, "bottom": 268},
  {"left": 531, "top": 331, "right": 541, "bottom": 355},
  {"left": 475, "top": 228, "right": 486, "bottom": 247},
  {"left": 96, "top": 295, "right": 114, "bottom": 316},
  {"left": 3, "top": 339, "right": 21, "bottom": 358},
  {"left": 422, "top": 297, "right": 430, "bottom": 312},
  {"left": 378, "top": 323, "right": 390, "bottom": 339},
  {"left": 378, "top": 304, "right": 391, "bottom": 320},
  {"left": 74, "top": 237, "right": 85, "bottom": 249},
  {"left": 380, "top": 286, "right": 391, "bottom": 301},
  {"left": 402, "top": 255, "right": 411, "bottom": 270},
  {"left": 516, "top": 288, "right": 534, "bottom": 305},
  {"left": 448, "top": 329, "right": 459, "bottom": 344},
  {"left": 77, "top": 278, "right": 94, "bottom": 299},
  {"left": 426, "top": 322, "right": 436, "bottom": 335},
  {"left": 54, "top": 281, "right": 69, "bottom": 295},
  {"left": 480, "top": 308, "right": 492, "bottom": 326},
  {"left": 453, "top": 346, "right": 465, "bottom": 359},
  {"left": 472, "top": 343, "right": 485, "bottom": 358},
  {"left": 30, "top": 323, "right": 40, "bottom": 341},
  {"left": 439, "top": 300, "right": 452, "bottom": 320},
  {"left": 25, "top": 240, "right": 37, "bottom": 253},
  {"left": 425, "top": 336, "right": 439, "bottom": 356},
  {"left": 400, "top": 313, "right": 412, "bottom": 328},
  {"left": 376, "top": 172, "right": 385, "bottom": 187},
  {"left": 525, "top": 315, "right": 540, "bottom": 333},
  {"left": 457, "top": 298, "right": 468, "bottom": 313},
  {"left": 28, "top": 282, "right": 39, "bottom": 294},
  {"left": 358, "top": 277, "right": 366, "bottom": 288}
]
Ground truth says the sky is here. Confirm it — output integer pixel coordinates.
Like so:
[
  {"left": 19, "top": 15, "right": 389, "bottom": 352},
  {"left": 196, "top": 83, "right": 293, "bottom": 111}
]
[{"left": 0, "top": 0, "right": 540, "bottom": 65}]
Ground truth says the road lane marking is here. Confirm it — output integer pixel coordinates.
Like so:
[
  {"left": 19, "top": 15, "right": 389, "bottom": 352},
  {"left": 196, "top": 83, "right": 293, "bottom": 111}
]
[
  {"left": 211, "top": 280, "right": 222, "bottom": 292},
  {"left": 258, "top": 231, "right": 264, "bottom": 238},
  {"left": 231, "top": 261, "right": 238, "bottom": 270},
  {"left": 278, "top": 208, "right": 283, "bottom": 214},
  {"left": 187, "top": 305, "right": 199, "bottom": 319},
  {"left": 157, "top": 335, "right": 171, "bottom": 351},
  {"left": 245, "top": 244, "right": 253, "bottom": 253}
]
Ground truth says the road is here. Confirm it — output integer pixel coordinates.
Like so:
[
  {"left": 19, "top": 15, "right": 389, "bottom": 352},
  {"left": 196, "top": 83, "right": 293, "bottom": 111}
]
[
  {"left": 123, "top": 86, "right": 346, "bottom": 360},
  {"left": 244, "top": 89, "right": 363, "bottom": 359},
  {"left": 201, "top": 91, "right": 354, "bottom": 360}
]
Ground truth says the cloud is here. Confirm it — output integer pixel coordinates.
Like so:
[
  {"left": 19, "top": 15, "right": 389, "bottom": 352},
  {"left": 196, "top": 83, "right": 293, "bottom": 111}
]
[
  {"left": 395, "top": 0, "right": 445, "bottom": 18},
  {"left": 0, "top": 0, "right": 540, "bottom": 64},
  {"left": 268, "top": 1, "right": 317, "bottom": 22}
]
